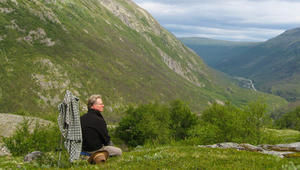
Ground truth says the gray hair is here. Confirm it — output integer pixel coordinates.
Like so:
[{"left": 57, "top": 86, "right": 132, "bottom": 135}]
[{"left": 87, "top": 94, "right": 102, "bottom": 109}]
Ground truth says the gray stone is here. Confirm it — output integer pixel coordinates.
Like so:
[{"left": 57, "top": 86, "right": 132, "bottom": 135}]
[
  {"left": 217, "top": 142, "right": 244, "bottom": 150},
  {"left": 197, "top": 144, "right": 218, "bottom": 148},
  {"left": 258, "top": 144, "right": 273, "bottom": 150},
  {"left": 198, "top": 142, "right": 300, "bottom": 158},
  {"left": 275, "top": 142, "right": 300, "bottom": 149},
  {"left": 239, "top": 143, "right": 264, "bottom": 152},
  {"left": 261, "top": 150, "right": 294, "bottom": 158},
  {"left": 0, "top": 113, "right": 53, "bottom": 138},
  {"left": 24, "top": 151, "right": 43, "bottom": 162},
  {"left": 0, "top": 145, "right": 11, "bottom": 156},
  {"left": 261, "top": 142, "right": 300, "bottom": 152}
]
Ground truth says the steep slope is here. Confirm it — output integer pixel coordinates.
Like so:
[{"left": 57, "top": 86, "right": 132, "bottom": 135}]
[
  {"left": 179, "top": 37, "right": 260, "bottom": 67},
  {"left": 214, "top": 28, "right": 300, "bottom": 101},
  {"left": 0, "top": 0, "right": 286, "bottom": 115}
]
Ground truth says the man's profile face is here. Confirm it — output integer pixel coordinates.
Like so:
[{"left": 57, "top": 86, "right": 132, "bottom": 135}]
[{"left": 91, "top": 98, "right": 104, "bottom": 112}]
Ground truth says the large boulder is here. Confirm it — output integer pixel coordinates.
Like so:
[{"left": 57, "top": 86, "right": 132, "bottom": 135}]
[{"left": 0, "top": 113, "right": 53, "bottom": 138}]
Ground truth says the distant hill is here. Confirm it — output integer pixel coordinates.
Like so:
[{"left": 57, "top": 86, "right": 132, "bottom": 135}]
[
  {"left": 180, "top": 29, "right": 300, "bottom": 102},
  {"left": 179, "top": 37, "right": 260, "bottom": 67},
  {"left": 0, "top": 0, "right": 286, "bottom": 115}
]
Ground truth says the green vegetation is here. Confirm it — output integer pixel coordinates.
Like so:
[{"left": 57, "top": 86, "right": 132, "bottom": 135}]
[
  {"left": 1, "top": 145, "right": 300, "bottom": 169},
  {"left": 0, "top": 0, "right": 299, "bottom": 169},
  {"left": 115, "top": 100, "right": 298, "bottom": 147},
  {"left": 276, "top": 106, "right": 300, "bottom": 131},
  {"left": 115, "top": 100, "right": 198, "bottom": 146},
  {"left": 1, "top": 101, "right": 300, "bottom": 169},
  {"left": 2, "top": 119, "right": 60, "bottom": 156},
  {"left": 187, "top": 101, "right": 267, "bottom": 145},
  {"left": 180, "top": 29, "right": 300, "bottom": 103},
  {"left": 0, "top": 0, "right": 287, "bottom": 117},
  {"left": 262, "top": 129, "right": 300, "bottom": 144}
]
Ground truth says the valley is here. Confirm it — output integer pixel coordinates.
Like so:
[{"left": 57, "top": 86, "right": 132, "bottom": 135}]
[
  {"left": 181, "top": 32, "right": 300, "bottom": 104},
  {"left": 0, "top": 0, "right": 300, "bottom": 169}
]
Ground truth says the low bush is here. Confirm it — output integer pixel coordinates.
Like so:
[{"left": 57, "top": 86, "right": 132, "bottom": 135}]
[
  {"left": 115, "top": 103, "right": 171, "bottom": 147},
  {"left": 115, "top": 100, "right": 198, "bottom": 147},
  {"left": 275, "top": 106, "right": 300, "bottom": 131},
  {"left": 2, "top": 118, "right": 60, "bottom": 156},
  {"left": 188, "top": 101, "right": 267, "bottom": 145},
  {"left": 169, "top": 100, "right": 198, "bottom": 140}
]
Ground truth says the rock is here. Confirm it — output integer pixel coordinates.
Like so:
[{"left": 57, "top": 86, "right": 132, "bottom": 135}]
[
  {"left": 239, "top": 143, "right": 264, "bottom": 152},
  {"left": 261, "top": 150, "right": 294, "bottom": 158},
  {"left": 259, "top": 144, "right": 274, "bottom": 150},
  {"left": 198, "top": 142, "right": 244, "bottom": 150},
  {"left": 198, "top": 142, "right": 300, "bottom": 158},
  {"left": 0, "top": 144, "right": 11, "bottom": 156},
  {"left": 135, "top": 145, "right": 143, "bottom": 149},
  {"left": 216, "top": 142, "right": 244, "bottom": 150},
  {"left": 274, "top": 142, "right": 300, "bottom": 152},
  {"left": 197, "top": 144, "right": 219, "bottom": 148},
  {"left": 283, "top": 152, "right": 300, "bottom": 158},
  {"left": 0, "top": 113, "right": 53, "bottom": 138},
  {"left": 260, "top": 143, "right": 300, "bottom": 152},
  {"left": 24, "top": 151, "right": 43, "bottom": 162}
]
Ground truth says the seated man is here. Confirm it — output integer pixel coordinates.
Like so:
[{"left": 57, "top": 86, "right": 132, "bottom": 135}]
[{"left": 80, "top": 94, "right": 122, "bottom": 158}]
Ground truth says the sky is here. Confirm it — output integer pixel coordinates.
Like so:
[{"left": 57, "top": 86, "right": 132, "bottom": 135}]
[{"left": 132, "top": 0, "right": 300, "bottom": 42}]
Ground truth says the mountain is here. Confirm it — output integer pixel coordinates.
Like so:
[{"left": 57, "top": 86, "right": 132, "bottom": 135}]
[
  {"left": 180, "top": 28, "right": 300, "bottom": 102},
  {"left": 179, "top": 37, "right": 260, "bottom": 68},
  {"left": 0, "top": 0, "right": 286, "bottom": 115}
]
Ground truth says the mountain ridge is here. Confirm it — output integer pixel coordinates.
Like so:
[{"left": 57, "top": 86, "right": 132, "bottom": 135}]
[
  {"left": 0, "top": 0, "right": 286, "bottom": 115},
  {"left": 180, "top": 28, "right": 300, "bottom": 102}
]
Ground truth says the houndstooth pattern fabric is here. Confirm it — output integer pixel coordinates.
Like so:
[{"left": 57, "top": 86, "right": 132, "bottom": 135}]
[{"left": 58, "top": 90, "right": 82, "bottom": 162}]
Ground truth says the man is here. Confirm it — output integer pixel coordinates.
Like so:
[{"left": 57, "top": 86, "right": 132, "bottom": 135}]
[{"left": 80, "top": 94, "right": 122, "bottom": 157}]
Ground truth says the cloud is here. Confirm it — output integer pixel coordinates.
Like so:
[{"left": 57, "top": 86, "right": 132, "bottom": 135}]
[
  {"left": 165, "top": 24, "right": 284, "bottom": 41},
  {"left": 133, "top": 0, "right": 300, "bottom": 41}
]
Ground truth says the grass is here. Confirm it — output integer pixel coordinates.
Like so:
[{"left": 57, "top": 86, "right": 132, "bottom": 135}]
[
  {"left": 263, "top": 128, "right": 300, "bottom": 144},
  {"left": 1, "top": 116, "right": 299, "bottom": 169},
  {"left": 1, "top": 145, "right": 300, "bottom": 169}
]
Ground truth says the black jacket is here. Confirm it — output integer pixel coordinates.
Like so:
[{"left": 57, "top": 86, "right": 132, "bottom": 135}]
[{"left": 80, "top": 109, "right": 110, "bottom": 152}]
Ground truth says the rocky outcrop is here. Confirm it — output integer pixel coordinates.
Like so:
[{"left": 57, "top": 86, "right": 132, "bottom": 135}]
[
  {"left": 0, "top": 113, "right": 53, "bottom": 138},
  {"left": 198, "top": 142, "right": 300, "bottom": 158},
  {"left": 0, "top": 113, "right": 53, "bottom": 156}
]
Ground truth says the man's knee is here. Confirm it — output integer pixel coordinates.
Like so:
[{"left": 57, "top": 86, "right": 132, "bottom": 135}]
[{"left": 103, "top": 146, "right": 122, "bottom": 156}]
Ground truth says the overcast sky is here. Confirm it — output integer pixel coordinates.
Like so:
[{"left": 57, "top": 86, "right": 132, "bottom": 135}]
[{"left": 132, "top": 0, "right": 300, "bottom": 42}]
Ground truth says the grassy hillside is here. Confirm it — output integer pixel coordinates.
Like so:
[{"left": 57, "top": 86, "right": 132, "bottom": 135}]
[
  {"left": 219, "top": 28, "right": 300, "bottom": 102},
  {"left": 181, "top": 29, "right": 300, "bottom": 103},
  {"left": 0, "top": 0, "right": 286, "bottom": 116}
]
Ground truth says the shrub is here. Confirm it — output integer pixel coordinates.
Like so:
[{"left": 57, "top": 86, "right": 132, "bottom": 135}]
[
  {"left": 169, "top": 100, "right": 198, "bottom": 140},
  {"left": 2, "top": 118, "right": 60, "bottom": 156},
  {"left": 188, "top": 101, "right": 267, "bottom": 145},
  {"left": 115, "top": 100, "right": 198, "bottom": 147},
  {"left": 275, "top": 106, "right": 300, "bottom": 131},
  {"left": 115, "top": 103, "right": 171, "bottom": 147}
]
